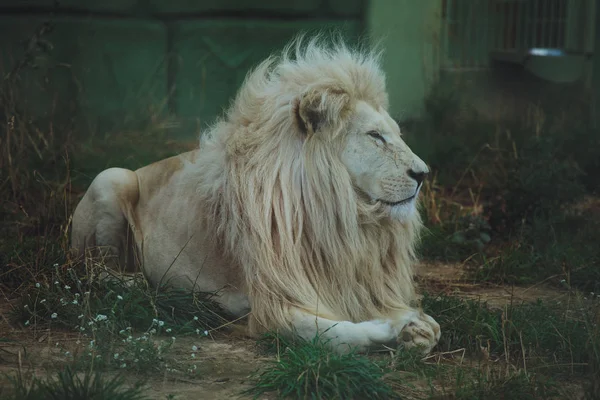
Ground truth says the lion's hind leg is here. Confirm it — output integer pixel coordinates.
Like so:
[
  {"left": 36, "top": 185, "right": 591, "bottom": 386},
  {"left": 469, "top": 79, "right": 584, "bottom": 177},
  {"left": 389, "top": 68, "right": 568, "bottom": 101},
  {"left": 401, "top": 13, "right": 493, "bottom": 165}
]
[
  {"left": 71, "top": 167, "right": 140, "bottom": 274},
  {"left": 288, "top": 308, "right": 400, "bottom": 354}
]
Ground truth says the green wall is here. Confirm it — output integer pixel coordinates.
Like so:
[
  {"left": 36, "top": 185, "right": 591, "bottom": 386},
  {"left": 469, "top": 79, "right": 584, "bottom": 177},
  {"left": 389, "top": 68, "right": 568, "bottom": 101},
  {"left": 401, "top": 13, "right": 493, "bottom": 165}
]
[
  {"left": 366, "top": 0, "right": 440, "bottom": 119},
  {"left": 0, "top": 0, "right": 364, "bottom": 139}
]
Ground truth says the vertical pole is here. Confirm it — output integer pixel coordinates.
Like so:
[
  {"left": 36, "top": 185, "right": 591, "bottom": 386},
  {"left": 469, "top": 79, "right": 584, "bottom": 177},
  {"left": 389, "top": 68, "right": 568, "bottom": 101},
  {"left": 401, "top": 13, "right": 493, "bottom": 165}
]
[
  {"left": 534, "top": 0, "right": 540, "bottom": 46},
  {"left": 592, "top": 0, "right": 600, "bottom": 127},
  {"left": 541, "top": 0, "right": 547, "bottom": 47},
  {"left": 443, "top": 0, "right": 451, "bottom": 68}
]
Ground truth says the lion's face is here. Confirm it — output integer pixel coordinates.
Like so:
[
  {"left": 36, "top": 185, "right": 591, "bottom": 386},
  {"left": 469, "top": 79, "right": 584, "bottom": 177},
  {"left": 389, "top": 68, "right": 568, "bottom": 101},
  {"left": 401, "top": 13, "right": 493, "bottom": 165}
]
[{"left": 341, "top": 101, "right": 429, "bottom": 221}]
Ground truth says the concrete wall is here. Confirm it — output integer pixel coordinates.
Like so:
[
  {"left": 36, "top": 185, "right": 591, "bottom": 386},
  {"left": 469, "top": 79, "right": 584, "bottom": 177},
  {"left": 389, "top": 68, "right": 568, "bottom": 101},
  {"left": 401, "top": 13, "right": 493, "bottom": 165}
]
[
  {"left": 0, "top": 0, "right": 364, "bottom": 138},
  {"left": 2, "top": 0, "right": 595, "bottom": 134}
]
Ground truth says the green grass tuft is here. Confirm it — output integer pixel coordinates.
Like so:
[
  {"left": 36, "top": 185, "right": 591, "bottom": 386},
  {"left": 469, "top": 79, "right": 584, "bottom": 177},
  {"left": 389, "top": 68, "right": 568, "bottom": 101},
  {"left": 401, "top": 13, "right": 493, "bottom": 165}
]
[
  {"left": 246, "top": 333, "right": 398, "bottom": 400},
  {"left": 2, "top": 366, "right": 148, "bottom": 400}
]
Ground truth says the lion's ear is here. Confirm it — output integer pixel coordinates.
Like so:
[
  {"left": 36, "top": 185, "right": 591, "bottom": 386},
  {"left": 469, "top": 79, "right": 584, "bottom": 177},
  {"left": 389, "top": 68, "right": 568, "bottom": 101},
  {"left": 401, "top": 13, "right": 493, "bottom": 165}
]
[{"left": 295, "top": 87, "right": 350, "bottom": 136}]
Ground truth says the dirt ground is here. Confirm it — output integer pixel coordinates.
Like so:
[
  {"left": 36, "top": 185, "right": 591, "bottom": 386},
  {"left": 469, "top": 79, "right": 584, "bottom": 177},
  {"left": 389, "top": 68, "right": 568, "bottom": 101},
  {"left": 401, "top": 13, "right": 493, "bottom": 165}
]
[{"left": 0, "top": 261, "right": 573, "bottom": 399}]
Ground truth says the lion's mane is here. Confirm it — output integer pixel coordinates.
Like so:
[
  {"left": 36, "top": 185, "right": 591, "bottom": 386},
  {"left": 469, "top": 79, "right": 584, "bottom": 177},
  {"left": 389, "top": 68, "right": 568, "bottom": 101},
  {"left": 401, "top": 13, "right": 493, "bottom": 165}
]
[{"left": 193, "top": 35, "right": 422, "bottom": 334}]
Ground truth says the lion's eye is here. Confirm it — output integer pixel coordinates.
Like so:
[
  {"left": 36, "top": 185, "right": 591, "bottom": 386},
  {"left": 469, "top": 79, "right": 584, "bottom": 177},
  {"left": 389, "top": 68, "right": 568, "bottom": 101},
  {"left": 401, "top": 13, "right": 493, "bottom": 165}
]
[{"left": 367, "top": 131, "right": 386, "bottom": 144}]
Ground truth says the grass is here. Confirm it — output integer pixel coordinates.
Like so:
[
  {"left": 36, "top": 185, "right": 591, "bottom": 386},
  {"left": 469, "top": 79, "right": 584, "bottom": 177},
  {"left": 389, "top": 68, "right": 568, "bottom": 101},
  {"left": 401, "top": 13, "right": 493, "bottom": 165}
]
[
  {"left": 12, "top": 256, "right": 230, "bottom": 377},
  {"left": 386, "top": 292, "right": 598, "bottom": 399},
  {"left": 246, "top": 333, "right": 399, "bottom": 400},
  {"left": 410, "top": 87, "right": 600, "bottom": 295},
  {"left": 17, "top": 262, "right": 228, "bottom": 335},
  {"left": 1, "top": 365, "right": 148, "bottom": 400},
  {"left": 245, "top": 291, "right": 599, "bottom": 399},
  {"left": 421, "top": 293, "right": 599, "bottom": 375}
]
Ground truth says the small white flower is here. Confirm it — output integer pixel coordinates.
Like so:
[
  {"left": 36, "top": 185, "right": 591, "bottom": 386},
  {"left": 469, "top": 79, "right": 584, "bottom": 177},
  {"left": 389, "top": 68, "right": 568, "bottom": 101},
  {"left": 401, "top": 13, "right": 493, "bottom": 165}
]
[
  {"left": 72, "top": 299, "right": 78, "bottom": 305},
  {"left": 158, "top": 320, "right": 165, "bottom": 327},
  {"left": 134, "top": 358, "right": 139, "bottom": 363},
  {"left": 114, "top": 353, "right": 119, "bottom": 359},
  {"left": 95, "top": 314, "right": 107, "bottom": 322},
  {"left": 51, "top": 313, "right": 58, "bottom": 319},
  {"left": 171, "top": 337, "right": 176, "bottom": 342},
  {"left": 64, "top": 285, "right": 71, "bottom": 290},
  {"left": 195, "top": 329, "right": 200, "bottom": 334},
  {"left": 120, "top": 363, "right": 126, "bottom": 368},
  {"left": 35, "top": 283, "right": 40, "bottom": 288},
  {"left": 53, "top": 263, "right": 58, "bottom": 267},
  {"left": 24, "top": 320, "right": 30, "bottom": 326},
  {"left": 204, "top": 330, "right": 209, "bottom": 336},
  {"left": 77, "top": 314, "right": 84, "bottom": 319},
  {"left": 40, "top": 299, "right": 46, "bottom": 304},
  {"left": 55, "top": 281, "right": 59, "bottom": 285},
  {"left": 166, "top": 328, "right": 172, "bottom": 333},
  {"left": 192, "top": 345, "right": 198, "bottom": 351},
  {"left": 65, "top": 351, "right": 70, "bottom": 356},
  {"left": 24, "top": 305, "right": 29, "bottom": 309},
  {"left": 75, "top": 293, "right": 80, "bottom": 297},
  {"left": 191, "top": 353, "right": 196, "bottom": 358},
  {"left": 117, "top": 295, "right": 123, "bottom": 300},
  {"left": 193, "top": 316, "right": 198, "bottom": 321},
  {"left": 150, "top": 328, "right": 156, "bottom": 334},
  {"left": 89, "top": 340, "right": 95, "bottom": 347}
]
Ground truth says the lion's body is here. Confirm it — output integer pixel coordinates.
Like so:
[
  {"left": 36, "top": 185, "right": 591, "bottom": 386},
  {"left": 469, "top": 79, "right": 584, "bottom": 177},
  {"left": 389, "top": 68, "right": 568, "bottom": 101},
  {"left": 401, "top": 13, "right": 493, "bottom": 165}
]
[{"left": 71, "top": 35, "right": 441, "bottom": 353}]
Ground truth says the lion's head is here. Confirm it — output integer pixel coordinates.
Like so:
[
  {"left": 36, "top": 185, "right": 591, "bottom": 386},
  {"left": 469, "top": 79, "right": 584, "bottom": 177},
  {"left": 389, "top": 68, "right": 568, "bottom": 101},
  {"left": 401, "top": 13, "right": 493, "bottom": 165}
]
[
  {"left": 199, "top": 34, "right": 428, "bottom": 331},
  {"left": 297, "top": 89, "right": 429, "bottom": 223}
]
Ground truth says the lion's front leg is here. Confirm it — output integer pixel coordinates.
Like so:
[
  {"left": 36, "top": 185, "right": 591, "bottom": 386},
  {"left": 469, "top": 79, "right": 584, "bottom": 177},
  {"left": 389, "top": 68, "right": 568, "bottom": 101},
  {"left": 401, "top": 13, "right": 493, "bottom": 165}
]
[
  {"left": 391, "top": 309, "right": 441, "bottom": 355},
  {"left": 288, "top": 308, "right": 400, "bottom": 354}
]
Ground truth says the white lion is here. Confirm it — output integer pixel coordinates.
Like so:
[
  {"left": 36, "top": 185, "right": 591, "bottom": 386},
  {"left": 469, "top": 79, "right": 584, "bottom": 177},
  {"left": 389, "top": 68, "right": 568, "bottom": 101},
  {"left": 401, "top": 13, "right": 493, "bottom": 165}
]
[{"left": 71, "top": 34, "right": 441, "bottom": 354}]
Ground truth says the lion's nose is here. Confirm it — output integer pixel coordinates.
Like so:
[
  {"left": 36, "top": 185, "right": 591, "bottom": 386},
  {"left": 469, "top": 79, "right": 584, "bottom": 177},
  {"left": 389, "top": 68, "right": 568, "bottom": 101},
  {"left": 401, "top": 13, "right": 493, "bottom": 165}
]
[{"left": 407, "top": 169, "right": 428, "bottom": 185}]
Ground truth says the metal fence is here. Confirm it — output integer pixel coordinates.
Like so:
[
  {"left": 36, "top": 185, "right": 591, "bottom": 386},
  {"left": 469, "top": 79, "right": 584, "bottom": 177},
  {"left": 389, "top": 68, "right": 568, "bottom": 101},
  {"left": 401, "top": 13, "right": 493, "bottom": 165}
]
[{"left": 441, "top": 0, "right": 593, "bottom": 70}]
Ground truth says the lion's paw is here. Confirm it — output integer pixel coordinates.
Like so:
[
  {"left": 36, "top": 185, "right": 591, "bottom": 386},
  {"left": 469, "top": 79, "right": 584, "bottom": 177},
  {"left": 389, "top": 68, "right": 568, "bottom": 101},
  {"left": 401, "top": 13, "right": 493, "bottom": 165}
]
[{"left": 398, "top": 312, "right": 440, "bottom": 355}]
